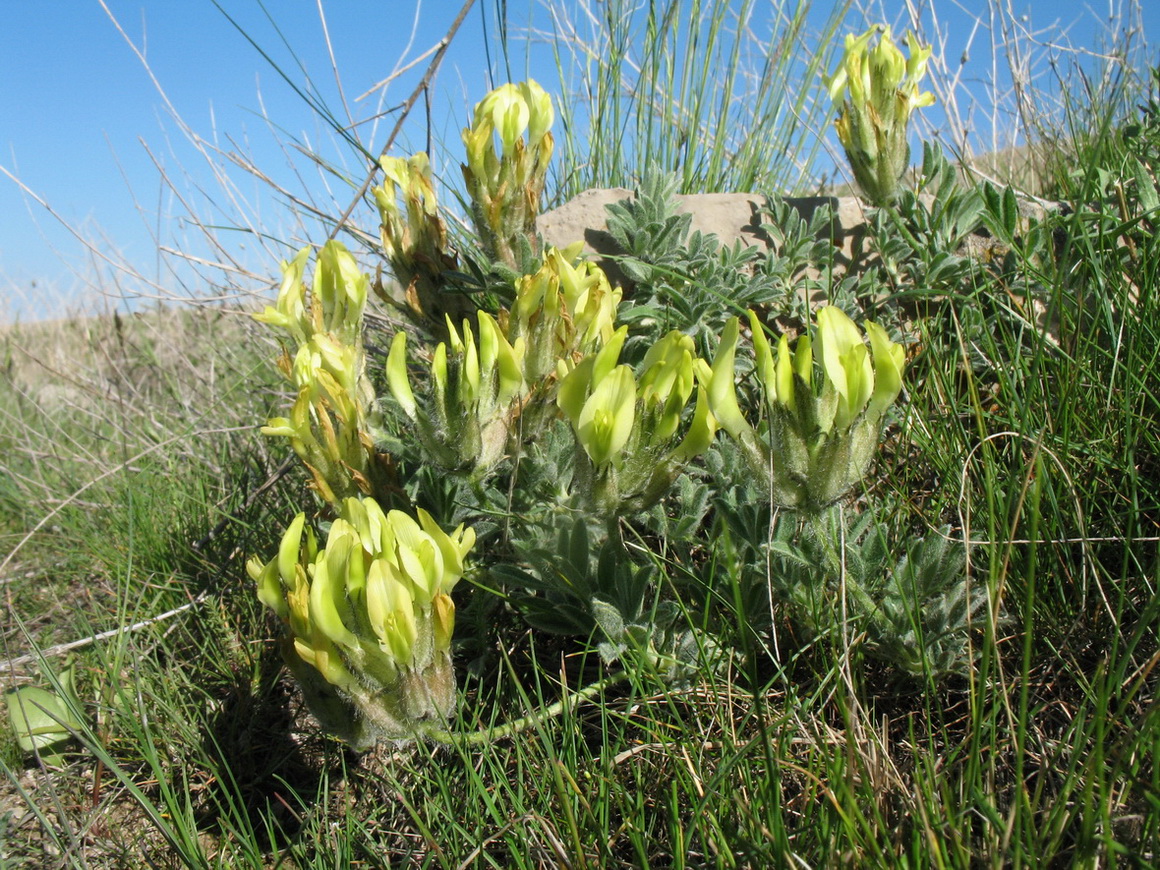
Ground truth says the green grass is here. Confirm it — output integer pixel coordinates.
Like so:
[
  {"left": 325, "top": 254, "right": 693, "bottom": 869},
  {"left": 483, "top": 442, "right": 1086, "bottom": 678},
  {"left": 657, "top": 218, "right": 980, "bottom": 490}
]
[
  {"left": 534, "top": 0, "right": 849, "bottom": 199},
  {"left": 2, "top": 1, "right": 1159, "bottom": 866}
]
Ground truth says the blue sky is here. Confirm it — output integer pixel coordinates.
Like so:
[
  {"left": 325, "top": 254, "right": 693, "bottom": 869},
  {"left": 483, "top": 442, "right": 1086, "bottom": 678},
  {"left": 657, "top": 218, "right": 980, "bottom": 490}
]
[
  {"left": 1, "top": 1, "right": 511, "bottom": 320},
  {"left": 2, "top": 1, "right": 1157, "bottom": 321}
]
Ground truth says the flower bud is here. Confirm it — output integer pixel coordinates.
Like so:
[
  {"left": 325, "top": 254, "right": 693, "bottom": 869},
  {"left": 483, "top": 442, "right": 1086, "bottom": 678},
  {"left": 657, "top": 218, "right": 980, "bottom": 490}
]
[
  {"left": 386, "top": 331, "right": 418, "bottom": 420},
  {"left": 707, "top": 318, "right": 754, "bottom": 441}
]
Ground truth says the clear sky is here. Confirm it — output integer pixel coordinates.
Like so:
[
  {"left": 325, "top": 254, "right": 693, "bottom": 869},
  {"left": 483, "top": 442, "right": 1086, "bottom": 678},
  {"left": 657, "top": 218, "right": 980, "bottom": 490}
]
[{"left": 2, "top": 1, "right": 1157, "bottom": 322}]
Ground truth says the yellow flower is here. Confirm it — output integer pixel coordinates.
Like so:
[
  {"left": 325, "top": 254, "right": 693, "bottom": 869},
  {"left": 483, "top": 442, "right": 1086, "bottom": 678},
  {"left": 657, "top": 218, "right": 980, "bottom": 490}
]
[
  {"left": 709, "top": 308, "right": 906, "bottom": 510},
  {"left": 816, "top": 306, "right": 875, "bottom": 431},
  {"left": 461, "top": 81, "right": 555, "bottom": 268},
  {"left": 826, "top": 25, "right": 935, "bottom": 203},
  {"left": 250, "top": 497, "right": 478, "bottom": 744}
]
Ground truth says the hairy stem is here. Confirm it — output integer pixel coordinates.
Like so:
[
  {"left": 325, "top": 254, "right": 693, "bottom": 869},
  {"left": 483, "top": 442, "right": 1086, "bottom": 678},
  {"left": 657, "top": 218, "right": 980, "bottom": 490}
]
[{"left": 419, "top": 669, "right": 630, "bottom": 746}]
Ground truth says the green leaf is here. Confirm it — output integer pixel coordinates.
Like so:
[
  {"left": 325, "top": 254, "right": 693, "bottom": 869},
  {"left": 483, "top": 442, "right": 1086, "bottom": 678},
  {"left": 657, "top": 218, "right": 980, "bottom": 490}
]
[
  {"left": 6, "top": 686, "right": 81, "bottom": 764},
  {"left": 999, "top": 185, "right": 1018, "bottom": 239},
  {"left": 1132, "top": 157, "right": 1159, "bottom": 214},
  {"left": 590, "top": 596, "right": 627, "bottom": 645},
  {"left": 982, "top": 182, "right": 1020, "bottom": 244},
  {"left": 568, "top": 517, "right": 590, "bottom": 580},
  {"left": 515, "top": 596, "right": 594, "bottom": 635}
]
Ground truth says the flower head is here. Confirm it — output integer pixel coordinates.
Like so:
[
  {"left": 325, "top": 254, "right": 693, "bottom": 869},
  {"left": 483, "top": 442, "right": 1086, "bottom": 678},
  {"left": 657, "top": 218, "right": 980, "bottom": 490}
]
[
  {"left": 507, "top": 246, "right": 622, "bottom": 394},
  {"left": 254, "top": 242, "right": 379, "bottom": 504},
  {"left": 462, "top": 80, "right": 555, "bottom": 269},
  {"left": 557, "top": 328, "right": 716, "bottom": 513},
  {"left": 709, "top": 308, "right": 905, "bottom": 510},
  {"left": 250, "top": 497, "right": 477, "bottom": 745},
  {"left": 826, "top": 26, "right": 935, "bottom": 204},
  {"left": 386, "top": 312, "right": 528, "bottom": 474}
]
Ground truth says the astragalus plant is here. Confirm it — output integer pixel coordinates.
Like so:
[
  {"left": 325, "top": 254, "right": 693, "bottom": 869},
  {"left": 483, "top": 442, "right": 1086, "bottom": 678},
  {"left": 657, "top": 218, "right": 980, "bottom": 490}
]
[
  {"left": 462, "top": 79, "right": 554, "bottom": 271},
  {"left": 248, "top": 79, "right": 945, "bottom": 751},
  {"left": 248, "top": 497, "right": 474, "bottom": 748},
  {"left": 709, "top": 306, "right": 904, "bottom": 512},
  {"left": 251, "top": 240, "right": 480, "bottom": 745}
]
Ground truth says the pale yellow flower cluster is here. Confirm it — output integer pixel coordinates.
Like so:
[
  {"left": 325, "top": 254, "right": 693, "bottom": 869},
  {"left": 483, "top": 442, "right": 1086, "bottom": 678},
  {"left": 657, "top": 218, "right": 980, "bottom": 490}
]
[
  {"left": 826, "top": 25, "right": 936, "bottom": 203},
  {"left": 248, "top": 497, "right": 475, "bottom": 745},
  {"left": 710, "top": 307, "right": 905, "bottom": 510}
]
